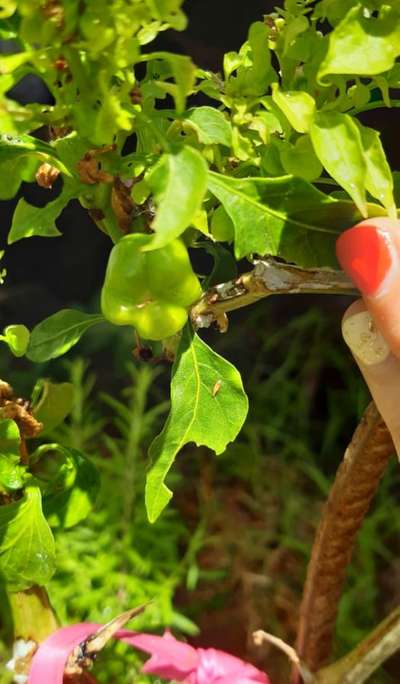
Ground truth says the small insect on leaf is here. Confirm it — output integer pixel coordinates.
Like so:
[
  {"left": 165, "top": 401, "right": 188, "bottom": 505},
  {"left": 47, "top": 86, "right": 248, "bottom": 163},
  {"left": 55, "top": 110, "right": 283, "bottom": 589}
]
[{"left": 212, "top": 380, "right": 222, "bottom": 397}]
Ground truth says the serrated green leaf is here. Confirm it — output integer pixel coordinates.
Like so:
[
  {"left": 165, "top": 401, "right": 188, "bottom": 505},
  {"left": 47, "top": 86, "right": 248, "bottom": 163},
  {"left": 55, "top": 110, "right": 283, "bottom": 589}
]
[
  {"left": 0, "top": 487, "right": 55, "bottom": 590},
  {"left": 145, "top": 146, "right": 208, "bottom": 249},
  {"left": 208, "top": 172, "right": 386, "bottom": 267},
  {"left": 185, "top": 107, "right": 232, "bottom": 146},
  {"left": 145, "top": 326, "right": 248, "bottom": 522},
  {"left": 319, "top": 4, "right": 400, "bottom": 79},
  {"left": 32, "top": 380, "right": 74, "bottom": 433},
  {"left": 310, "top": 111, "right": 367, "bottom": 216},
  {"left": 271, "top": 85, "right": 315, "bottom": 134},
  {"left": 27, "top": 310, "right": 105, "bottom": 362},
  {"left": 1, "top": 324, "right": 30, "bottom": 357}
]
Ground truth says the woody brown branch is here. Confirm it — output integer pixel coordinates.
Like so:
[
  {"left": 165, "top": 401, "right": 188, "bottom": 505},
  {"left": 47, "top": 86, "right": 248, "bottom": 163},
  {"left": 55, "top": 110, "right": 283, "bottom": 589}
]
[
  {"left": 295, "top": 402, "right": 394, "bottom": 675},
  {"left": 191, "top": 258, "right": 356, "bottom": 332}
]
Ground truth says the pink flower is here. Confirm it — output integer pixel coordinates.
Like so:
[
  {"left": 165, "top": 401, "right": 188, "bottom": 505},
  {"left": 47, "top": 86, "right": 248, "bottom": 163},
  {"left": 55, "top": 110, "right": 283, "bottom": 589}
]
[
  {"left": 128, "top": 631, "right": 269, "bottom": 683},
  {"left": 28, "top": 624, "right": 270, "bottom": 684}
]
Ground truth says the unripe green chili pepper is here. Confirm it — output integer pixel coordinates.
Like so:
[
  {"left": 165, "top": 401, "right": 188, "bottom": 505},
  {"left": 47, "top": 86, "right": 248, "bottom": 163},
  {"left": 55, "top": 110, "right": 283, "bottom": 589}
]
[{"left": 101, "top": 233, "right": 202, "bottom": 341}]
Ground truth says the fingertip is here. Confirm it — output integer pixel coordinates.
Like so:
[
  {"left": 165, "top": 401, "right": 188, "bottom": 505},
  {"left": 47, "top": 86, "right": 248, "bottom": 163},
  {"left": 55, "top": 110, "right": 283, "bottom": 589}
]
[
  {"left": 341, "top": 302, "right": 390, "bottom": 367},
  {"left": 341, "top": 298, "right": 366, "bottom": 324}
]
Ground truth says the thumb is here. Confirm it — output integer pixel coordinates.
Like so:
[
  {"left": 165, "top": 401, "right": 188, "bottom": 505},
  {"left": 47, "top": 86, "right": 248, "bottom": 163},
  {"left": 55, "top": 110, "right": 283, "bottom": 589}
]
[{"left": 341, "top": 299, "right": 400, "bottom": 456}]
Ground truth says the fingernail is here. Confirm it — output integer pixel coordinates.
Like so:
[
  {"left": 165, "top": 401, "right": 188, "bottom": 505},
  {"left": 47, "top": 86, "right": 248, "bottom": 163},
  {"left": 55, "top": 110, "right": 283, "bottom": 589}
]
[
  {"left": 336, "top": 224, "right": 395, "bottom": 297},
  {"left": 342, "top": 311, "right": 390, "bottom": 365}
]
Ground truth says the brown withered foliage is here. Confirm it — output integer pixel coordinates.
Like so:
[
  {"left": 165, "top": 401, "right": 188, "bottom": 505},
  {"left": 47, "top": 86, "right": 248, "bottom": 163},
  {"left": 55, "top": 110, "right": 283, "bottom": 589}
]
[
  {"left": 0, "top": 380, "right": 42, "bottom": 440},
  {"left": 36, "top": 162, "right": 60, "bottom": 189},
  {"left": 76, "top": 147, "right": 115, "bottom": 185},
  {"left": 111, "top": 177, "right": 134, "bottom": 233}
]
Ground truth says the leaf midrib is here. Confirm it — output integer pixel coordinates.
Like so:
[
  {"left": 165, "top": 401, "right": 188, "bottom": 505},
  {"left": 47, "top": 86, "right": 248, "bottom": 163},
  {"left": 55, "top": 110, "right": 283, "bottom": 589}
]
[
  {"left": 28, "top": 314, "right": 104, "bottom": 353},
  {"left": 208, "top": 172, "right": 339, "bottom": 235}
]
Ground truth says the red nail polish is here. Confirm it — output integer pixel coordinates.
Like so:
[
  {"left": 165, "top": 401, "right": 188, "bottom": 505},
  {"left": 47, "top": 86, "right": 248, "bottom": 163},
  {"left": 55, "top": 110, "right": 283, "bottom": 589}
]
[{"left": 336, "top": 224, "right": 393, "bottom": 296}]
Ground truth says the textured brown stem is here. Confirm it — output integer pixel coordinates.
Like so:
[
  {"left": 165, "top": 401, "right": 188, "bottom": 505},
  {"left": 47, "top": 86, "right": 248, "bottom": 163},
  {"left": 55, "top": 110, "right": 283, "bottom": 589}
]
[
  {"left": 190, "top": 258, "right": 356, "bottom": 332},
  {"left": 295, "top": 402, "right": 394, "bottom": 675}
]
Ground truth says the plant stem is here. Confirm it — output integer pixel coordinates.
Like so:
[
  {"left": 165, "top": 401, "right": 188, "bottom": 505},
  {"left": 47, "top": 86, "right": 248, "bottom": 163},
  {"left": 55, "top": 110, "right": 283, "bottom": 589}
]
[
  {"left": 316, "top": 606, "right": 400, "bottom": 684},
  {"left": 8, "top": 586, "right": 58, "bottom": 643},
  {"left": 351, "top": 99, "right": 400, "bottom": 115},
  {"left": 191, "top": 258, "right": 356, "bottom": 332},
  {"left": 294, "top": 403, "right": 394, "bottom": 678}
]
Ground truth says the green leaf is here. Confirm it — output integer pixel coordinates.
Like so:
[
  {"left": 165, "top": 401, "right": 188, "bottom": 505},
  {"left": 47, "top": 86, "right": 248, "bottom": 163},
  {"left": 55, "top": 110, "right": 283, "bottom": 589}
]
[
  {"left": 145, "top": 146, "right": 208, "bottom": 249},
  {"left": 199, "top": 241, "right": 237, "bottom": 288},
  {"left": 184, "top": 107, "right": 232, "bottom": 146},
  {"left": 310, "top": 111, "right": 367, "bottom": 216},
  {"left": 27, "top": 310, "right": 105, "bottom": 363},
  {"left": 0, "top": 1, "right": 17, "bottom": 19},
  {"left": 0, "top": 133, "right": 69, "bottom": 197},
  {"left": 141, "top": 52, "right": 196, "bottom": 112},
  {"left": 208, "top": 172, "right": 386, "bottom": 267},
  {"left": 357, "top": 123, "right": 396, "bottom": 218},
  {"left": 8, "top": 186, "right": 75, "bottom": 244},
  {"left": 145, "top": 0, "right": 186, "bottom": 30},
  {"left": 0, "top": 133, "right": 55, "bottom": 160},
  {"left": 0, "top": 419, "right": 20, "bottom": 455},
  {"left": 0, "top": 51, "right": 33, "bottom": 74},
  {"left": 0, "top": 419, "right": 26, "bottom": 493},
  {"left": 36, "top": 445, "right": 99, "bottom": 529},
  {"left": 210, "top": 205, "right": 234, "bottom": 242},
  {"left": 319, "top": 4, "right": 400, "bottom": 79},
  {"left": 226, "top": 21, "right": 275, "bottom": 96},
  {"left": 279, "top": 136, "right": 323, "bottom": 182},
  {"left": 53, "top": 132, "right": 90, "bottom": 175},
  {"left": 271, "top": 85, "right": 315, "bottom": 134},
  {"left": 145, "top": 326, "right": 248, "bottom": 522},
  {"left": 0, "top": 155, "right": 40, "bottom": 200},
  {"left": 32, "top": 380, "right": 74, "bottom": 433},
  {"left": 0, "top": 324, "right": 30, "bottom": 357},
  {"left": 0, "top": 487, "right": 55, "bottom": 590},
  {"left": 0, "top": 458, "right": 27, "bottom": 492}
]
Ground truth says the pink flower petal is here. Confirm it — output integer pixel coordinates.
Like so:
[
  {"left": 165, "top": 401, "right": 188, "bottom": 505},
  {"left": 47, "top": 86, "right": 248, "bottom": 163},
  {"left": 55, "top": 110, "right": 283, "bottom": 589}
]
[
  {"left": 121, "top": 630, "right": 199, "bottom": 680},
  {"left": 28, "top": 624, "right": 269, "bottom": 684},
  {"left": 190, "top": 648, "right": 269, "bottom": 684},
  {"left": 28, "top": 623, "right": 101, "bottom": 684}
]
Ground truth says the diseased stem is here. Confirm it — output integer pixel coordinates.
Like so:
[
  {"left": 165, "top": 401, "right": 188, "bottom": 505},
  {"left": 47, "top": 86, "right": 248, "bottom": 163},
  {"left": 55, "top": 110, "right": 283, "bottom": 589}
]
[
  {"left": 315, "top": 606, "right": 400, "bottom": 684},
  {"left": 191, "top": 258, "right": 356, "bottom": 331},
  {"left": 294, "top": 402, "right": 394, "bottom": 677}
]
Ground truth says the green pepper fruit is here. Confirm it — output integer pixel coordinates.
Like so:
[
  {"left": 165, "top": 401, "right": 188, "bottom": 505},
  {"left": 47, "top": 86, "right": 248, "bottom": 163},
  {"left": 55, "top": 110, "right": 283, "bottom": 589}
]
[{"left": 101, "top": 234, "right": 202, "bottom": 341}]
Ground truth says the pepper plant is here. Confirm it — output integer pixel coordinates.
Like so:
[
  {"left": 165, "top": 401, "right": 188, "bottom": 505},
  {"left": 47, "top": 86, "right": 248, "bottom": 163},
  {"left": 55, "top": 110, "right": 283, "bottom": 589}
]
[{"left": 1, "top": 0, "right": 400, "bottom": 682}]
